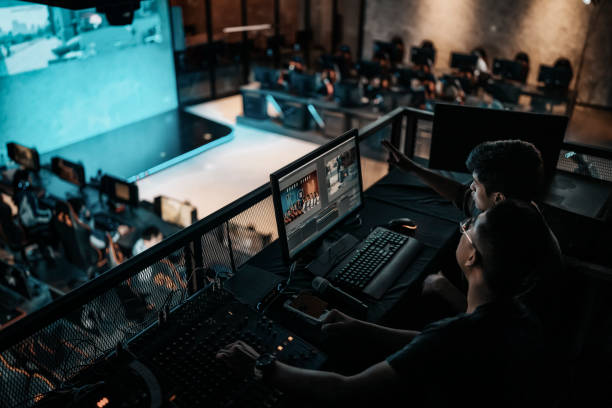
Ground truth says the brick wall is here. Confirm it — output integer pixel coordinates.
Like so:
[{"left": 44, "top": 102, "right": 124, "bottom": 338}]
[{"left": 362, "top": 0, "right": 611, "bottom": 107}]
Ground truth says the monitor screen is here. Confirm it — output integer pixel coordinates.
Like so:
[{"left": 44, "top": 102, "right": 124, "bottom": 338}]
[
  {"left": 51, "top": 157, "right": 85, "bottom": 187},
  {"left": 410, "top": 46, "right": 435, "bottom": 66},
  {"left": 155, "top": 195, "right": 196, "bottom": 227},
  {"left": 492, "top": 58, "right": 526, "bottom": 82},
  {"left": 271, "top": 129, "right": 363, "bottom": 261},
  {"left": 101, "top": 174, "right": 139, "bottom": 206},
  {"left": 0, "top": 0, "right": 178, "bottom": 154},
  {"left": 6, "top": 142, "right": 39, "bottom": 171},
  {"left": 450, "top": 52, "right": 478, "bottom": 71},
  {"left": 538, "top": 65, "right": 572, "bottom": 88},
  {"left": 429, "top": 104, "right": 569, "bottom": 180}
]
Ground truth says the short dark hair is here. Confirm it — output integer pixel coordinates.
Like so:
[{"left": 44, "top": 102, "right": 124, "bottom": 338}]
[
  {"left": 476, "top": 199, "right": 551, "bottom": 298},
  {"left": 465, "top": 140, "right": 544, "bottom": 201},
  {"left": 142, "top": 225, "right": 161, "bottom": 241}
]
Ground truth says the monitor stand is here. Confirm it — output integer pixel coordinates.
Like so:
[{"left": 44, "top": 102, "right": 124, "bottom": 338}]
[{"left": 306, "top": 232, "right": 360, "bottom": 277}]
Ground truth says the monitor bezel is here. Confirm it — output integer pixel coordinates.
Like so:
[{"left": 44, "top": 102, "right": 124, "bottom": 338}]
[
  {"left": 270, "top": 129, "right": 363, "bottom": 265},
  {"left": 51, "top": 157, "right": 86, "bottom": 188},
  {"left": 101, "top": 174, "right": 139, "bottom": 207},
  {"left": 6, "top": 142, "right": 40, "bottom": 172}
]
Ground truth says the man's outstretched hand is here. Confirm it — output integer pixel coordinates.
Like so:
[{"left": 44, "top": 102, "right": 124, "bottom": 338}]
[{"left": 381, "top": 140, "right": 417, "bottom": 172}]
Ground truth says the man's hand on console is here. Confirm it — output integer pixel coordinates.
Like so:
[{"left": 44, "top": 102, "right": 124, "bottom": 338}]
[
  {"left": 321, "top": 309, "right": 361, "bottom": 339},
  {"left": 216, "top": 340, "right": 260, "bottom": 377}
]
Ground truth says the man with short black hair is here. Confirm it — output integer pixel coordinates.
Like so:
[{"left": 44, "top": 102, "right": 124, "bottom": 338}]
[
  {"left": 382, "top": 139, "right": 564, "bottom": 348},
  {"left": 382, "top": 139, "right": 545, "bottom": 217},
  {"left": 217, "top": 200, "right": 552, "bottom": 407}
]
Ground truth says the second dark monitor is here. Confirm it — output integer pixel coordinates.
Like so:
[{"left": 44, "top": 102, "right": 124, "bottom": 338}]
[{"left": 429, "top": 104, "right": 568, "bottom": 180}]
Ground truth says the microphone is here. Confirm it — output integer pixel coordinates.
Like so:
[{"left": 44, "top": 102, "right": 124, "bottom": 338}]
[{"left": 312, "top": 277, "right": 368, "bottom": 318}]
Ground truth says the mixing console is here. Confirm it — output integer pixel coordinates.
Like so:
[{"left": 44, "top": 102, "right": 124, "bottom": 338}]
[{"left": 37, "top": 288, "right": 326, "bottom": 408}]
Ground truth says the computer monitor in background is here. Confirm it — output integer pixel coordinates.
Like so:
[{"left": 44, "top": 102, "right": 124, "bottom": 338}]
[
  {"left": 101, "top": 174, "right": 139, "bottom": 207},
  {"left": 6, "top": 143, "right": 40, "bottom": 172},
  {"left": 51, "top": 157, "right": 86, "bottom": 188},
  {"left": 356, "top": 60, "right": 381, "bottom": 79},
  {"left": 254, "top": 66, "right": 278, "bottom": 89},
  {"left": 538, "top": 65, "right": 572, "bottom": 89},
  {"left": 492, "top": 58, "right": 526, "bottom": 82},
  {"left": 154, "top": 196, "right": 197, "bottom": 228},
  {"left": 410, "top": 46, "right": 435, "bottom": 66},
  {"left": 450, "top": 53, "right": 478, "bottom": 72},
  {"left": 429, "top": 104, "right": 569, "bottom": 181},
  {"left": 288, "top": 71, "right": 317, "bottom": 96},
  {"left": 270, "top": 129, "right": 363, "bottom": 262},
  {"left": 373, "top": 41, "right": 402, "bottom": 63}
]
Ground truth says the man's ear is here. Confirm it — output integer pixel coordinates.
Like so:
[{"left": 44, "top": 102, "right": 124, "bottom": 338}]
[
  {"left": 464, "top": 247, "right": 478, "bottom": 268},
  {"left": 493, "top": 192, "right": 506, "bottom": 203}
]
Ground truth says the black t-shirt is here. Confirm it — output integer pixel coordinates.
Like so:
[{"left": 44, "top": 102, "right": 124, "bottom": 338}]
[
  {"left": 453, "top": 183, "right": 566, "bottom": 337},
  {"left": 387, "top": 300, "right": 549, "bottom": 407}
]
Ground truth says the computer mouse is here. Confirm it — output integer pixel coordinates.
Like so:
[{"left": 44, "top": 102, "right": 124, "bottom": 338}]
[{"left": 387, "top": 218, "right": 418, "bottom": 234}]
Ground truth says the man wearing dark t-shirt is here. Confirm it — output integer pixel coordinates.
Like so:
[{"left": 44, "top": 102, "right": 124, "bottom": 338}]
[
  {"left": 216, "top": 201, "right": 553, "bottom": 407},
  {"left": 382, "top": 139, "right": 564, "bottom": 335}
]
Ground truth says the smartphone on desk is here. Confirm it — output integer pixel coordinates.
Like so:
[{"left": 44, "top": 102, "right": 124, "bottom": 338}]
[{"left": 283, "top": 293, "right": 330, "bottom": 325}]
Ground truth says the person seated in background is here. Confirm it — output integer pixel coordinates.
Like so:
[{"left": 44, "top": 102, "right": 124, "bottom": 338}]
[
  {"left": 11, "top": 170, "right": 55, "bottom": 264},
  {"left": 382, "top": 139, "right": 564, "bottom": 339},
  {"left": 390, "top": 36, "right": 405, "bottom": 68},
  {"left": 217, "top": 200, "right": 554, "bottom": 407},
  {"left": 471, "top": 46, "right": 489, "bottom": 78},
  {"left": 335, "top": 44, "right": 357, "bottom": 79},
  {"left": 552, "top": 57, "right": 573, "bottom": 89},
  {"left": 514, "top": 51, "right": 530, "bottom": 84},
  {"left": 372, "top": 50, "right": 392, "bottom": 76},
  {"left": 0, "top": 193, "right": 24, "bottom": 255},
  {"left": 317, "top": 64, "right": 338, "bottom": 99},
  {"left": 12, "top": 170, "right": 51, "bottom": 230},
  {"left": 67, "top": 197, "right": 129, "bottom": 250},
  {"left": 132, "top": 225, "right": 163, "bottom": 257},
  {"left": 435, "top": 77, "right": 465, "bottom": 106},
  {"left": 278, "top": 55, "right": 307, "bottom": 89}
]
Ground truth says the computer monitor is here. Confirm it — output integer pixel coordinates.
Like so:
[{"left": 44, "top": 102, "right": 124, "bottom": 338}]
[
  {"left": 288, "top": 71, "right": 317, "bottom": 96},
  {"left": 356, "top": 60, "right": 381, "bottom": 79},
  {"left": 537, "top": 65, "right": 572, "bottom": 89},
  {"left": 51, "top": 157, "right": 86, "bottom": 188},
  {"left": 410, "top": 46, "right": 435, "bottom": 66},
  {"left": 254, "top": 66, "right": 278, "bottom": 89},
  {"left": 492, "top": 58, "right": 526, "bottom": 82},
  {"left": 154, "top": 195, "right": 197, "bottom": 228},
  {"left": 101, "top": 174, "right": 139, "bottom": 207},
  {"left": 450, "top": 53, "right": 478, "bottom": 72},
  {"left": 270, "top": 129, "right": 363, "bottom": 262},
  {"left": 6, "top": 142, "right": 40, "bottom": 172},
  {"left": 373, "top": 40, "right": 402, "bottom": 63},
  {"left": 429, "top": 104, "right": 569, "bottom": 181}
]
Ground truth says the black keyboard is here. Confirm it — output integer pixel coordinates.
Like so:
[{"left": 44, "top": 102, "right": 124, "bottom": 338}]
[{"left": 328, "top": 227, "right": 422, "bottom": 299}]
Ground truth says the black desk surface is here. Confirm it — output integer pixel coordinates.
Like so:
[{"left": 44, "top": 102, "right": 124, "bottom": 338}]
[{"left": 233, "top": 168, "right": 463, "bottom": 325}]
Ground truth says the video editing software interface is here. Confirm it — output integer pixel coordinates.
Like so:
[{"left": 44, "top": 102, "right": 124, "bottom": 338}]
[{"left": 277, "top": 137, "right": 361, "bottom": 258}]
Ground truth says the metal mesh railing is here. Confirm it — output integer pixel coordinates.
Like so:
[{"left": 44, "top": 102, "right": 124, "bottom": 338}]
[
  {"left": 0, "top": 249, "right": 189, "bottom": 408},
  {"left": 0, "top": 111, "right": 402, "bottom": 408},
  {"left": 5, "top": 105, "right": 608, "bottom": 407}
]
